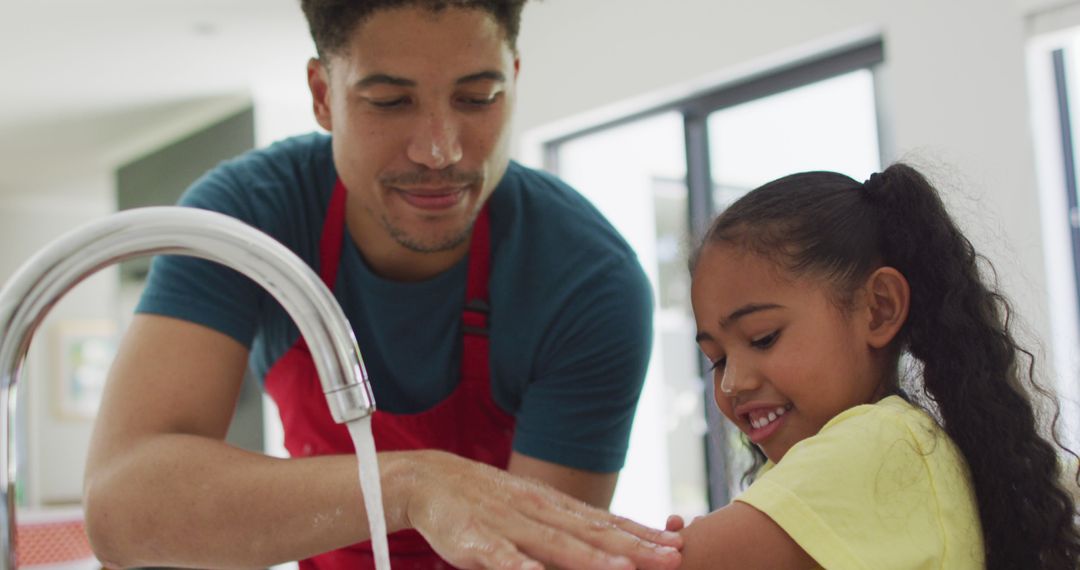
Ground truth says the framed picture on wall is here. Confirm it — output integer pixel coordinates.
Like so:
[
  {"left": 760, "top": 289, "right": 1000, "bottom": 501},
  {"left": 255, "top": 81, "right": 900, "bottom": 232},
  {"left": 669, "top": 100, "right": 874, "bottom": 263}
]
[{"left": 52, "top": 320, "right": 117, "bottom": 421}]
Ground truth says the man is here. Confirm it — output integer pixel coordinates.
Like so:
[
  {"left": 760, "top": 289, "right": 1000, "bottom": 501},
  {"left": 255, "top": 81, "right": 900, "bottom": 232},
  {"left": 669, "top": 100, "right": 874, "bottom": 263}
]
[{"left": 83, "top": 1, "right": 680, "bottom": 568}]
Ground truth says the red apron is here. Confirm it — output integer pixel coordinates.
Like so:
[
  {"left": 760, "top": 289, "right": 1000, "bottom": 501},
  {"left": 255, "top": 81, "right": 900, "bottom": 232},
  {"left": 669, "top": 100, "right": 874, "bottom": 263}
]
[{"left": 264, "top": 179, "right": 516, "bottom": 569}]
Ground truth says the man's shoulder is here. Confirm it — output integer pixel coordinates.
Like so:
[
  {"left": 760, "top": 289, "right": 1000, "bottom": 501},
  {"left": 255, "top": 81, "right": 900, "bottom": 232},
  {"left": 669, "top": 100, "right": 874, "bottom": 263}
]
[
  {"left": 214, "top": 131, "right": 333, "bottom": 184},
  {"left": 493, "top": 161, "right": 637, "bottom": 261},
  {"left": 179, "top": 132, "right": 334, "bottom": 241},
  {"left": 184, "top": 131, "right": 331, "bottom": 195},
  {"left": 499, "top": 161, "right": 596, "bottom": 212},
  {"left": 487, "top": 162, "right": 650, "bottom": 329},
  {"left": 259, "top": 131, "right": 332, "bottom": 160}
]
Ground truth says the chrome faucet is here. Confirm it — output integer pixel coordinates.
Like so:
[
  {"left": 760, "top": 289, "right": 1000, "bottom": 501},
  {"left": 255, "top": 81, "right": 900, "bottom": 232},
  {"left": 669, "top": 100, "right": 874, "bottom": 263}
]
[{"left": 0, "top": 206, "right": 376, "bottom": 568}]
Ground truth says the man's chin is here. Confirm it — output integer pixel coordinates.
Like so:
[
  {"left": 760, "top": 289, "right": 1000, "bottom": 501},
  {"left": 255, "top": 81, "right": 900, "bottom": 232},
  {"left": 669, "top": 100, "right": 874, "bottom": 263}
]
[
  {"left": 378, "top": 201, "right": 483, "bottom": 253},
  {"left": 387, "top": 226, "right": 473, "bottom": 254}
]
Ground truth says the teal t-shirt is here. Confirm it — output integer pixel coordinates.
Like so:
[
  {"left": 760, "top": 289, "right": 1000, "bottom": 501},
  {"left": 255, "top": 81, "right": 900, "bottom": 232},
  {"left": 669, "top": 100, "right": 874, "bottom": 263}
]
[{"left": 137, "top": 133, "right": 653, "bottom": 472}]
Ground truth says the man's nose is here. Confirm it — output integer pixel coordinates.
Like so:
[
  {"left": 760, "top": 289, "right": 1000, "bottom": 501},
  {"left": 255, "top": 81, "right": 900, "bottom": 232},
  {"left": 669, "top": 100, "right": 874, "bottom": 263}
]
[{"left": 406, "top": 108, "right": 463, "bottom": 170}]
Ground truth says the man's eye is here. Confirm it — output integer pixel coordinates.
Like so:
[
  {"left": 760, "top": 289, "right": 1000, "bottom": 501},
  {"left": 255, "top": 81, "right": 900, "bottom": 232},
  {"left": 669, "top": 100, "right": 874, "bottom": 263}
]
[
  {"left": 369, "top": 97, "right": 409, "bottom": 108},
  {"left": 751, "top": 331, "right": 779, "bottom": 349},
  {"left": 459, "top": 93, "right": 499, "bottom": 106}
]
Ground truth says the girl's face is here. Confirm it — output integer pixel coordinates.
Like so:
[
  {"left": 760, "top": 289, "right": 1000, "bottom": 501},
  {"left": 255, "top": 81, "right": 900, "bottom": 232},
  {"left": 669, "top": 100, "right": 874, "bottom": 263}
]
[{"left": 691, "top": 243, "right": 890, "bottom": 463}]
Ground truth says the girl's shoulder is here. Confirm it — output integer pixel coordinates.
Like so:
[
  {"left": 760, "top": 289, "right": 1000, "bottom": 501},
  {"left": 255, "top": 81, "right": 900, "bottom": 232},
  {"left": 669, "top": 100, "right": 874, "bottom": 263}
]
[
  {"left": 741, "top": 396, "right": 985, "bottom": 569},
  {"left": 823, "top": 395, "right": 938, "bottom": 441}
]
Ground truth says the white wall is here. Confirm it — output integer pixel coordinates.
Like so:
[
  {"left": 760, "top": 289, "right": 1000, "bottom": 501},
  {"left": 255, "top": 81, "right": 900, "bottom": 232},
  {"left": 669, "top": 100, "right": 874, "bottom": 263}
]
[
  {"left": 1, "top": 185, "right": 116, "bottom": 505},
  {"left": 515, "top": 0, "right": 1079, "bottom": 519},
  {"left": 517, "top": 0, "right": 1047, "bottom": 349},
  {"left": 0, "top": 97, "right": 258, "bottom": 505},
  {"left": 516, "top": 3, "right": 1069, "bottom": 380}
]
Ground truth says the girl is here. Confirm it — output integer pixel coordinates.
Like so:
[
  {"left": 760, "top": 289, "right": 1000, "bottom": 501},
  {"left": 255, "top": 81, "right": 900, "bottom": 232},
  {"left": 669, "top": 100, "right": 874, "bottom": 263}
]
[{"left": 672, "top": 164, "right": 1080, "bottom": 569}]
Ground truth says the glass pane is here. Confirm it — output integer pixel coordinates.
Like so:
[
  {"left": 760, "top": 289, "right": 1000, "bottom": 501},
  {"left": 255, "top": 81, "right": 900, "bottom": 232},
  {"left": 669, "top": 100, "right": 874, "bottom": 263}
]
[
  {"left": 709, "top": 69, "right": 881, "bottom": 210},
  {"left": 1051, "top": 42, "right": 1080, "bottom": 451},
  {"left": 555, "top": 111, "right": 709, "bottom": 526}
]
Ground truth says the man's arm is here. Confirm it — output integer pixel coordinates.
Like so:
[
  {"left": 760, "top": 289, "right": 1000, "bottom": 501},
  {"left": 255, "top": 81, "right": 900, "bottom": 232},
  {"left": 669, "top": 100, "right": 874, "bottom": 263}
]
[
  {"left": 83, "top": 314, "right": 381, "bottom": 567},
  {"left": 508, "top": 452, "right": 617, "bottom": 508},
  {"left": 84, "top": 315, "right": 681, "bottom": 569}
]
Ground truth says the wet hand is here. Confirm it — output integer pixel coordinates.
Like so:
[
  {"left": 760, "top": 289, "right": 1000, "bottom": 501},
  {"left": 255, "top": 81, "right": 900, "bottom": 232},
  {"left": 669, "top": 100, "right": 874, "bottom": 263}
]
[{"left": 397, "top": 450, "right": 682, "bottom": 570}]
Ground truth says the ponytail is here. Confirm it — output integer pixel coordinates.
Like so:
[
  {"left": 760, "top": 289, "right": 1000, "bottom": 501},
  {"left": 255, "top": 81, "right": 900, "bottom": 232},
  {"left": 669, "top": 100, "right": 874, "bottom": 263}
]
[{"left": 865, "top": 164, "right": 1080, "bottom": 569}]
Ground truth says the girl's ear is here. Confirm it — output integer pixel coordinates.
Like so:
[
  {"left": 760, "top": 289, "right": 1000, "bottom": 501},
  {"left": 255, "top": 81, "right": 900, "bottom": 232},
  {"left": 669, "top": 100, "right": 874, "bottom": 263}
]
[{"left": 863, "top": 266, "right": 910, "bottom": 349}]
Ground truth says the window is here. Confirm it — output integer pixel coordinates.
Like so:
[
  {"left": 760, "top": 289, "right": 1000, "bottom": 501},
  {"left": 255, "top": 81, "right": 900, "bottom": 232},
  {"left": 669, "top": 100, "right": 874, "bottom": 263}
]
[
  {"left": 1026, "top": 26, "right": 1080, "bottom": 453},
  {"left": 537, "top": 39, "right": 884, "bottom": 524}
]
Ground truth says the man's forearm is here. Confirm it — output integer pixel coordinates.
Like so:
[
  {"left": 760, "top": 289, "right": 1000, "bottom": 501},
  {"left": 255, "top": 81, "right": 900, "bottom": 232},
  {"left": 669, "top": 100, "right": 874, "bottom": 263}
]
[
  {"left": 84, "top": 434, "right": 415, "bottom": 568},
  {"left": 86, "top": 441, "right": 682, "bottom": 570}
]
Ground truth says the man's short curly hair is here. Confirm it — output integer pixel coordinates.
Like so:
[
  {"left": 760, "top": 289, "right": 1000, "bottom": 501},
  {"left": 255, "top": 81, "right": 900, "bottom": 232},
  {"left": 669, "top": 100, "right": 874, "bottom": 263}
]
[{"left": 300, "top": 0, "right": 530, "bottom": 58}]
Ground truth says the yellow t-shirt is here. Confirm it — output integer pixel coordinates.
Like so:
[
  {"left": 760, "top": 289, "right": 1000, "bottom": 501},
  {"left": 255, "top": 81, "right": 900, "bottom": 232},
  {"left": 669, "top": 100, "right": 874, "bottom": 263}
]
[{"left": 735, "top": 396, "right": 985, "bottom": 569}]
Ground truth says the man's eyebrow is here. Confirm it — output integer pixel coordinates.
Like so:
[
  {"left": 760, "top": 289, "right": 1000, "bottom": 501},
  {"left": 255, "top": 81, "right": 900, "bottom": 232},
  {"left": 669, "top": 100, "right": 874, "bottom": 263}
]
[
  {"left": 354, "top": 74, "right": 415, "bottom": 89},
  {"left": 353, "top": 71, "right": 506, "bottom": 90},
  {"left": 456, "top": 70, "right": 506, "bottom": 85}
]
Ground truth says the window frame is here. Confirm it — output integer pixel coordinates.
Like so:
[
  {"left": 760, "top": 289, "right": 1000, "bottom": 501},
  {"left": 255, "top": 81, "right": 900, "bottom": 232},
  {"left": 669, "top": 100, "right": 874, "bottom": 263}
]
[
  {"left": 1050, "top": 48, "right": 1080, "bottom": 339},
  {"left": 542, "top": 38, "right": 886, "bottom": 508}
]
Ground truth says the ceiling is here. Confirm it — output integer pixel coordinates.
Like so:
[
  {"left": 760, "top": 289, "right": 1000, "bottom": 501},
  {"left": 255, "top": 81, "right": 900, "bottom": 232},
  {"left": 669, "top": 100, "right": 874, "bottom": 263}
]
[{"left": 0, "top": 0, "right": 315, "bottom": 180}]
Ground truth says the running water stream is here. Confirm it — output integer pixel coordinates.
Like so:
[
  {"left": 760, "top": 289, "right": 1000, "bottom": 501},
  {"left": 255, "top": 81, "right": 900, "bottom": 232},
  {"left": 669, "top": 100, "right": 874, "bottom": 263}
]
[{"left": 348, "top": 416, "right": 391, "bottom": 569}]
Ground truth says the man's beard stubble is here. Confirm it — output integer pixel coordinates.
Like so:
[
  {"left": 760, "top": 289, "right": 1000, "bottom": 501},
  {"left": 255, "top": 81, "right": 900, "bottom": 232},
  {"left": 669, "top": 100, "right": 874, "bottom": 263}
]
[{"left": 379, "top": 211, "right": 476, "bottom": 253}]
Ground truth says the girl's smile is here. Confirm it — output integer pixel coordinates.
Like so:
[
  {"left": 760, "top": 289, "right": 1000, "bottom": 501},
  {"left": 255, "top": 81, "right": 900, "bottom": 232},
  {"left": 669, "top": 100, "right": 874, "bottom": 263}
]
[{"left": 735, "top": 402, "right": 794, "bottom": 444}]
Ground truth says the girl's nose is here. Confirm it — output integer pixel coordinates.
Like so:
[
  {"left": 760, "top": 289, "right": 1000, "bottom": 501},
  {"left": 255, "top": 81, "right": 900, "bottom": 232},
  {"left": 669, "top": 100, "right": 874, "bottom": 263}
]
[{"left": 719, "top": 360, "right": 756, "bottom": 395}]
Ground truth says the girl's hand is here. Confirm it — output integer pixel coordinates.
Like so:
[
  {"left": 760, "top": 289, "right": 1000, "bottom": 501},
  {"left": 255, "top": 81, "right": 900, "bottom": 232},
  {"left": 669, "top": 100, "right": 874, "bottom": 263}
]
[{"left": 665, "top": 514, "right": 707, "bottom": 532}]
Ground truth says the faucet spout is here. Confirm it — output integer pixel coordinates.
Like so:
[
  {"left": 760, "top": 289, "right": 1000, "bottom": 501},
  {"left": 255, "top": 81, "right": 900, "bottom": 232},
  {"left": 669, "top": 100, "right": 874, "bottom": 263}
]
[{"left": 0, "top": 206, "right": 376, "bottom": 568}]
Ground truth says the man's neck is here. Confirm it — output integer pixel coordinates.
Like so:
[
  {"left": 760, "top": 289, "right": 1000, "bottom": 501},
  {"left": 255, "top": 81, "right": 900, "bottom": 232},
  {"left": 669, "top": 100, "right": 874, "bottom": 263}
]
[
  {"left": 345, "top": 207, "right": 472, "bottom": 282},
  {"left": 358, "top": 238, "right": 471, "bottom": 282}
]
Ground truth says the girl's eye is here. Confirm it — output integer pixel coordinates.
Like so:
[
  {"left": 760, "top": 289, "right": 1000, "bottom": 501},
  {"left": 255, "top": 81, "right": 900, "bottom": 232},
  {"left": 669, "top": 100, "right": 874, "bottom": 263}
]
[
  {"left": 708, "top": 356, "right": 727, "bottom": 372},
  {"left": 751, "top": 331, "right": 780, "bottom": 349}
]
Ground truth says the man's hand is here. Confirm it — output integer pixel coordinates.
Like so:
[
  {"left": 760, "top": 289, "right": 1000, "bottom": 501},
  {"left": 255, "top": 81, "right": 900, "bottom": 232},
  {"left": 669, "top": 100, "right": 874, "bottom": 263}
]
[{"left": 385, "top": 450, "right": 682, "bottom": 570}]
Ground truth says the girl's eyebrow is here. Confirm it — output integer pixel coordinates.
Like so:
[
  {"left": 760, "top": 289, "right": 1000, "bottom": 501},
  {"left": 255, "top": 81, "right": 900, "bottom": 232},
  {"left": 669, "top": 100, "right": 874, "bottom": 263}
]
[
  {"left": 695, "top": 303, "right": 785, "bottom": 343},
  {"left": 721, "top": 303, "right": 784, "bottom": 328}
]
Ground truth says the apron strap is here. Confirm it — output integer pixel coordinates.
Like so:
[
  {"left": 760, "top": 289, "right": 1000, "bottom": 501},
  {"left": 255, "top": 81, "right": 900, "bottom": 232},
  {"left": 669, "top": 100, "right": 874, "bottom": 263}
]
[
  {"left": 318, "top": 178, "right": 349, "bottom": 288},
  {"left": 462, "top": 207, "right": 491, "bottom": 337}
]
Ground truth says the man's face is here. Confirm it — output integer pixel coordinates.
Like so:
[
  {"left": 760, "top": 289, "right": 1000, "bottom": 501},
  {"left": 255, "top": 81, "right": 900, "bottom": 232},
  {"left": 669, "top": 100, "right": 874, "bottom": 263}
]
[{"left": 309, "top": 6, "right": 518, "bottom": 255}]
